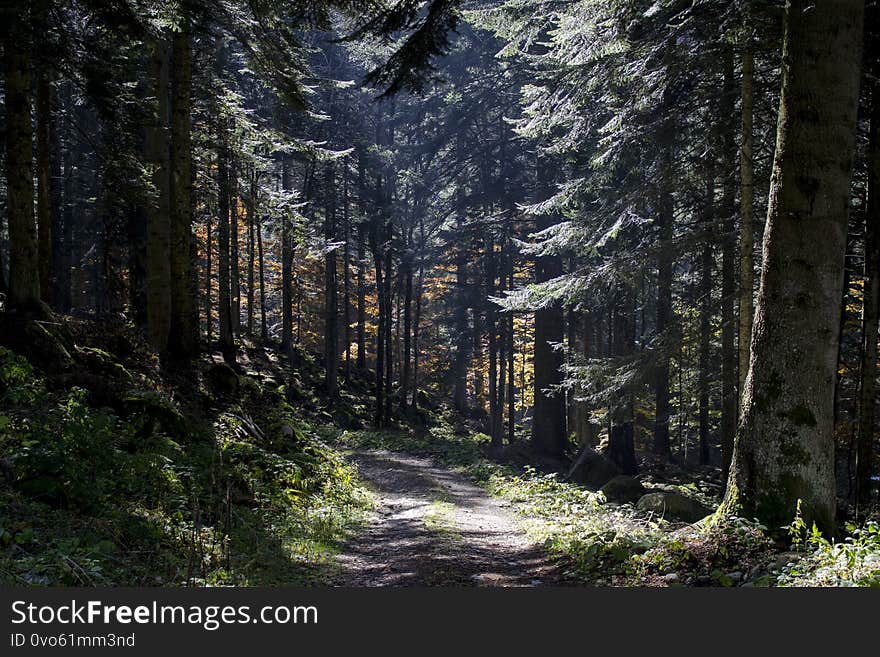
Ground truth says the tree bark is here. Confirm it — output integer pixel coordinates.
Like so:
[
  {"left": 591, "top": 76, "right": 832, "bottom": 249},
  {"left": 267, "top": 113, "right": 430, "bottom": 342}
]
[
  {"left": 653, "top": 187, "right": 674, "bottom": 460},
  {"left": 35, "top": 1, "right": 52, "bottom": 307},
  {"left": 146, "top": 37, "right": 172, "bottom": 350},
  {"left": 531, "top": 156, "right": 567, "bottom": 458},
  {"left": 169, "top": 20, "right": 196, "bottom": 357},
  {"left": 699, "top": 140, "right": 716, "bottom": 466},
  {"left": 3, "top": 3, "right": 41, "bottom": 312},
  {"left": 217, "top": 129, "right": 235, "bottom": 360},
  {"left": 281, "top": 155, "right": 294, "bottom": 353},
  {"left": 738, "top": 25, "right": 756, "bottom": 399},
  {"left": 719, "top": 0, "right": 864, "bottom": 536},
  {"left": 324, "top": 162, "right": 339, "bottom": 396},
  {"left": 720, "top": 45, "right": 739, "bottom": 485}
]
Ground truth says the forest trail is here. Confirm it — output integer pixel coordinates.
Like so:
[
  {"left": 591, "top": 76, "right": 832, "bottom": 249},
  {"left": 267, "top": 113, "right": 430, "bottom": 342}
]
[{"left": 333, "top": 450, "right": 566, "bottom": 586}]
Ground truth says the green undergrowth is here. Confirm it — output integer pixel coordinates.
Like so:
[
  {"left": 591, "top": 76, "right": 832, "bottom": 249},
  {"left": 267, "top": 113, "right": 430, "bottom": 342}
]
[{"left": 0, "top": 337, "right": 369, "bottom": 587}]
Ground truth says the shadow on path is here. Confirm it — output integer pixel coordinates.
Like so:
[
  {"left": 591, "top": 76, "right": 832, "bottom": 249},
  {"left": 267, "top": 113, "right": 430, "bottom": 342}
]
[{"left": 332, "top": 450, "right": 568, "bottom": 586}]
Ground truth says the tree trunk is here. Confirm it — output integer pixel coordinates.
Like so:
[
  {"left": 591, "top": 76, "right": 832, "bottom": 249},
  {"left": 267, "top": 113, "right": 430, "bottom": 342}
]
[
  {"left": 720, "top": 0, "right": 864, "bottom": 536},
  {"left": 653, "top": 187, "right": 674, "bottom": 460},
  {"left": 35, "top": 7, "right": 52, "bottom": 307},
  {"left": 217, "top": 129, "right": 234, "bottom": 360},
  {"left": 3, "top": 3, "right": 41, "bottom": 312},
  {"left": 487, "top": 234, "right": 500, "bottom": 449},
  {"left": 169, "top": 20, "right": 196, "bottom": 357},
  {"left": 738, "top": 25, "right": 756, "bottom": 399},
  {"left": 281, "top": 155, "right": 294, "bottom": 353},
  {"left": 356, "top": 150, "right": 367, "bottom": 369},
  {"left": 720, "top": 45, "right": 739, "bottom": 484},
  {"left": 204, "top": 211, "right": 212, "bottom": 346},
  {"left": 609, "top": 284, "right": 637, "bottom": 474},
  {"left": 453, "top": 214, "right": 470, "bottom": 412},
  {"left": 230, "top": 160, "right": 241, "bottom": 337},
  {"left": 257, "top": 212, "right": 267, "bottom": 342},
  {"left": 531, "top": 157, "right": 567, "bottom": 458},
  {"left": 245, "top": 186, "right": 257, "bottom": 337},
  {"left": 699, "top": 139, "right": 716, "bottom": 466},
  {"left": 402, "top": 253, "right": 413, "bottom": 408},
  {"left": 146, "top": 37, "right": 172, "bottom": 350},
  {"left": 324, "top": 162, "right": 339, "bottom": 396},
  {"left": 343, "top": 159, "right": 352, "bottom": 380}
]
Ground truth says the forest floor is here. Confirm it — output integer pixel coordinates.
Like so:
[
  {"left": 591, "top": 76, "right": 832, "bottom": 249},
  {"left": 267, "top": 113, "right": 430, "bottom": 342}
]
[
  {"left": 332, "top": 449, "right": 565, "bottom": 586},
  {"left": 2, "top": 314, "right": 878, "bottom": 587}
]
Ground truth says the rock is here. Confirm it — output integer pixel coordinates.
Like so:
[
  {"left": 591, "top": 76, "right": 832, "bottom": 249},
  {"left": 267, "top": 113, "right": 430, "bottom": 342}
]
[
  {"left": 726, "top": 571, "right": 743, "bottom": 583},
  {"left": 663, "top": 573, "right": 679, "bottom": 583},
  {"left": 636, "top": 490, "right": 712, "bottom": 523},
  {"left": 205, "top": 362, "right": 239, "bottom": 396},
  {"left": 568, "top": 446, "right": 620, "bottom": 489},
  {"left": 600, "top": 475, "right": 647, "bottom": 504}
]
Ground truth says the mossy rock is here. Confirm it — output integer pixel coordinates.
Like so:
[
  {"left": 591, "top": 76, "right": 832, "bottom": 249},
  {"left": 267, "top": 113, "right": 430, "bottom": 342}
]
[
  {"left": 601, "top": 475, "right": 647, "bottom": 504},
  {"left": 0, "top": 315, "right": 73, "bottom": 371},
  {"left": 75, "top": 346, "right": 133, "bottom": 381},
  {"left": 568, "top": 446, "right": 620, "bottom": 489},
  {"left": 122, "top": 390, "right": 187, "bottom": 438},
  {"left": 637, "top": 491, "right": 712, "bottom": 523},
  {"left": 205, "top": 362, "right": 240, "bottom": 396}
]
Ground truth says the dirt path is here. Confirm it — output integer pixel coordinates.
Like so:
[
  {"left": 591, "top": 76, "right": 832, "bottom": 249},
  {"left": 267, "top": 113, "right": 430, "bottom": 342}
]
[{"left": 332, "top": 449, "right": 567, "bottom": 586}]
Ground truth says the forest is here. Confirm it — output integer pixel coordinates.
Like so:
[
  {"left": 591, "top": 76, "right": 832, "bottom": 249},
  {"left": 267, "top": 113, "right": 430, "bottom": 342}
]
[{"left": 0, "top": 0, "right": 878, "bottom": 588}]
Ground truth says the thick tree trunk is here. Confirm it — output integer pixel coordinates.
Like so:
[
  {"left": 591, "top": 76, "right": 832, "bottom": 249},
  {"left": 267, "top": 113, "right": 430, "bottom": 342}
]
[
  {"left": 146, "top": 38, "right": 172, "bottom": 350},
  {"left": 169, "top": 21, "right": 196, "bottom": 357},
  {"left": 720, "top": 0, "right": 864, "bottom": 536},
  {"left": 3, "top": 4, "right": 41, "bottom": 312}
]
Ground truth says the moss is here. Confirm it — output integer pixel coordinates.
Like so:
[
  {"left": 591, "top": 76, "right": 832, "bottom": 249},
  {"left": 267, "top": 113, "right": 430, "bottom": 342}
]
[
  {"left": 779, "top": 438, "right": 812, "bottom": 468},
  {"left": 780, "top": 403, "right": 816, "bottom": 428},
  {"left": 753, "top": 369, "right": 783, "bottom": 412}
]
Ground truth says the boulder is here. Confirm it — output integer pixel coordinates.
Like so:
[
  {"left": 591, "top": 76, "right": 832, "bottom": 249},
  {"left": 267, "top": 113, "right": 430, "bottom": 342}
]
[
  {"left": 601, "top": 475, "right": 646, "bottom": 504},
  {"left": 636, "top": 490, "right": 712, "bottom": 523},
  {"left": 205, "top": 362, "right": 239, "bottom": 396},
  {"left": 568, "top": 446, "right": 620, "bottom": 489}
]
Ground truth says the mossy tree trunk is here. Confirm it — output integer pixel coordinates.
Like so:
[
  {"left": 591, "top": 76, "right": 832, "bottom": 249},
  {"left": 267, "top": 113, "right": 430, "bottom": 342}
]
[{"left": 720, "top": 0, "right": 865, "bottom": 536}]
